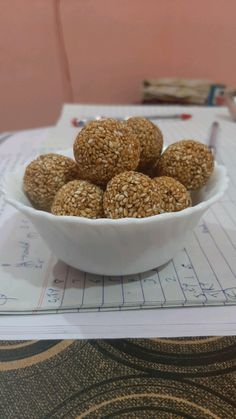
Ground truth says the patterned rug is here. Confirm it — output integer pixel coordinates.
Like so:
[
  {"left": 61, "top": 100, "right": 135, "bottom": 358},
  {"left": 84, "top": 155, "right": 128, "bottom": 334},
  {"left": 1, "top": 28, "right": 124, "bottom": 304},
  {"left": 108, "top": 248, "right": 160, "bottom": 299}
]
[{"left": 0, "top": 337, "right": 236, "bottom": 418}]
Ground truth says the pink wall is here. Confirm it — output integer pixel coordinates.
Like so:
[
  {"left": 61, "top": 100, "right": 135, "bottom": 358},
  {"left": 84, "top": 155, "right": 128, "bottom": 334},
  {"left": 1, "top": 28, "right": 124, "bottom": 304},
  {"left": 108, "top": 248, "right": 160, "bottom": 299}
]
[{"left": 0, "top": 0, "right": 236, "bottom": 131}]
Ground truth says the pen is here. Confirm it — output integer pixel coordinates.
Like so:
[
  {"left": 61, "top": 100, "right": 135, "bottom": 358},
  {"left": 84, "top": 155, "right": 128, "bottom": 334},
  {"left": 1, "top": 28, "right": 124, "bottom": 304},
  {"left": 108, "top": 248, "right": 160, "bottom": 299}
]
[
  {"left": 71, "top": 113, "right": 192, "bottom": 127},
  {"left": 208, "top": 121, "right": 220, "bottom": 155}
]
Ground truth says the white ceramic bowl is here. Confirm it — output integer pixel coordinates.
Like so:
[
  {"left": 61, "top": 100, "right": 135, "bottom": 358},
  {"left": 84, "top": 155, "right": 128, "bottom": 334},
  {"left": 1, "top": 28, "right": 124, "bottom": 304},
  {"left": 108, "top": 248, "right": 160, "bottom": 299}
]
[{"left": 1, "top": 151, "right": 229, "bottom": 276}]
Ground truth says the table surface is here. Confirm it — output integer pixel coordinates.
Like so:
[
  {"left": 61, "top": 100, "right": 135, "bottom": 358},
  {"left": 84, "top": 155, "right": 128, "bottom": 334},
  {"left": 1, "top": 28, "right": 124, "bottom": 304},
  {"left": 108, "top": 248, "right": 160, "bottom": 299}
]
[{"left": 0, "top": 336, "right": 236, "bottom": 418}]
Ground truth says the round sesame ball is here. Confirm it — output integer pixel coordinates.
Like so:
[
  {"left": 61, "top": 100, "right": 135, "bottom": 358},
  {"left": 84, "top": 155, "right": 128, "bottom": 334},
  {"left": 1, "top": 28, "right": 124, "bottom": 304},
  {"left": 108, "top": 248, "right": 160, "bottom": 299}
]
[
  {"left": 51, "top": 180, "right": 104, "bottom": 218},
  {"left": 73, "top": 118, "right": 140, "bottom": 185},
  {"left": 156, "top": 140, "right": 214, "bottom": 190},
  {"left": 103, "top": 171, "right": 163, "bottom": 219},
  {"left": 153, "top": 176, "right": 192, "bottom": 212},
  {"left": 23, "top": 154, "right": 80, "bottom": 212},
  {"left": 126, "top": 117, "right": 163, "bottom": 171}
]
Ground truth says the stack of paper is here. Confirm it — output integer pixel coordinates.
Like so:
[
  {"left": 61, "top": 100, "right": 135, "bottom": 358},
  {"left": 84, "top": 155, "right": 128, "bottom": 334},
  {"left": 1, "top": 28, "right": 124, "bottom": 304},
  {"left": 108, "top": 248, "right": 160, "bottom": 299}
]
[{"left": 142, "top": 78, "right": 225, "bottom": 105}]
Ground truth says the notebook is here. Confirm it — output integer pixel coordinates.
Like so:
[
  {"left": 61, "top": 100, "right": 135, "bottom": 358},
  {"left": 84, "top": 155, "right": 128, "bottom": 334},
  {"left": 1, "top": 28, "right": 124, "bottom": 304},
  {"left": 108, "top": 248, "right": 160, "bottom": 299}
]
[{"left": 0, "top": 104, "right": 235, "bottom": 314}]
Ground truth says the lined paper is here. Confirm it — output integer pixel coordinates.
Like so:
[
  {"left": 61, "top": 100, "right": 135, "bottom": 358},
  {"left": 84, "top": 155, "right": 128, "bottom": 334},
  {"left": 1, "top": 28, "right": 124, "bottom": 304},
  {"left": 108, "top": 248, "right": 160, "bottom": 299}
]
[{"left": 0, "top": 105, "right": 236, "bottom": 314}]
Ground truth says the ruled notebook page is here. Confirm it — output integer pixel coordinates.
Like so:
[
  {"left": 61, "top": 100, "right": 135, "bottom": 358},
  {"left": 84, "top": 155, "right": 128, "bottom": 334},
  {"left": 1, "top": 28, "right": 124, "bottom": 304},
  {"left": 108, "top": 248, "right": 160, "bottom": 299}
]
[{"left": 0, "top": 105, "right": 236, "bottom": 314}]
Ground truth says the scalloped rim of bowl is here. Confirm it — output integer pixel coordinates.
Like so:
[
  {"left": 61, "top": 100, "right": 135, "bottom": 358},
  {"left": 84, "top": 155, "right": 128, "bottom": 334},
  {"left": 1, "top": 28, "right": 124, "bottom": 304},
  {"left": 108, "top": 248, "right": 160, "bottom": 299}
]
[{"left": 1, "top": 149, "right": 229, "bottom": 226}]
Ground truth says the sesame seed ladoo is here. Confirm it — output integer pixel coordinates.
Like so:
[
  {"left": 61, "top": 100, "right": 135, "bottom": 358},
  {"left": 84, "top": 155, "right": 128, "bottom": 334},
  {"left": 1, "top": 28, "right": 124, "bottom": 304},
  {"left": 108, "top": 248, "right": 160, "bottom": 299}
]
[
  {"left": 73, "top": 118, "right": 140, "bottom": 186},
  {"left": 126, "top": 117, "right": 163, "bottom": 171},
  {"left": 153, "top": 176, "right": 192, "bottom": 212},
  {"left": 23, "top": 154, "right": 80, "bottom": 212},
  {"left": 23, "top": 123, "right": 215, "bottom": 220},
  {"left": 51, "top": 180, "right": 103, "bottom": 218},
  {"left": 156, "top": 140, "right": 214, "bottom": 190},
  {"left": 103, "top": 171, "right": 163, "bottom": 219}
]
